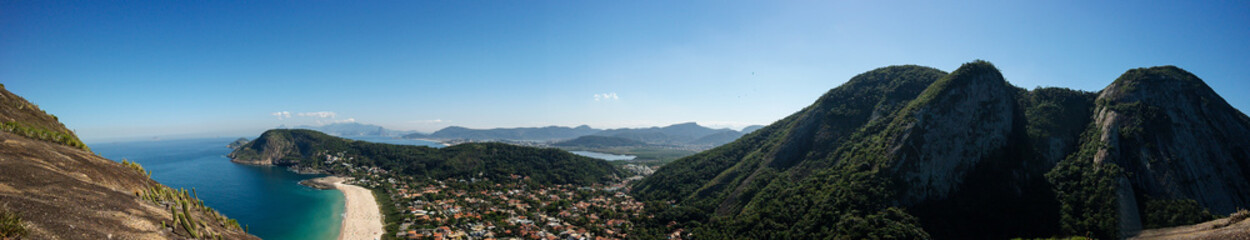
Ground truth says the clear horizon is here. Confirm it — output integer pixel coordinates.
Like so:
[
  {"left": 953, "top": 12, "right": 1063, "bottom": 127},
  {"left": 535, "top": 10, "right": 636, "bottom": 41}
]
[{"left": 4, "top": 1, "right": 1249, "bottom": 142}]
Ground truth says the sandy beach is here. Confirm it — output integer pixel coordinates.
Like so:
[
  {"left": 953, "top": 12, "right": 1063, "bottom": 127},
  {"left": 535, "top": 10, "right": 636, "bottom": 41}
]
[{"left": 311, "top": 176, "right": 384, "bottom": 240}]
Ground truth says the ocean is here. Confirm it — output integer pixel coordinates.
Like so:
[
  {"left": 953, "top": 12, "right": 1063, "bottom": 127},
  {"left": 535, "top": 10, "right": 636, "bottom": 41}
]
[{"left": 91, "top": 136, "right": 445, "bottom": 240}]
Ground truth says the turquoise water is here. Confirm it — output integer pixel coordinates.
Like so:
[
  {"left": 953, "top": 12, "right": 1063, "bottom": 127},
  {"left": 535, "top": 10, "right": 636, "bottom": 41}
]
[{"left": 92, "top": 138, "right": 343, "bottom": 240}]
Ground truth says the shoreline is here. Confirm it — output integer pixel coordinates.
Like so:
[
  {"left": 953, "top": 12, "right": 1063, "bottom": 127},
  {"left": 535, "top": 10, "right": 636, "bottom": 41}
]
[{"left": 306, "top": 176, "right": 384, "bottom": 240}]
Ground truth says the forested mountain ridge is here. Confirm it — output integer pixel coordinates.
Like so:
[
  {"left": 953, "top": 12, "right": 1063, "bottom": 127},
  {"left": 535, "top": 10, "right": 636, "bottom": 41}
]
[
  {"left": 631, "top": 61, "right": 1250, "bottom": 239},
  {"left": 231, "top": 129, "right": 622, "bottom": 185}
]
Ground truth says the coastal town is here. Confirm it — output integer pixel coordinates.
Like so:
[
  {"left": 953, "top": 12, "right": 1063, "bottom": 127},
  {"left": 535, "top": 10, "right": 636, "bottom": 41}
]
[{"left": 318, "top": 151, "right": 664, "bottom": 240}]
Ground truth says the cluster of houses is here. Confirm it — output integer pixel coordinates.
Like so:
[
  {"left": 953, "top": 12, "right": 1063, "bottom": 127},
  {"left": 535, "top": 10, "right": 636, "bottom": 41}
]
[
  {"left": 317, "top": 148, "right": 682, "bottom": 240},
  {"left": 348, "top": 173, "right": 649, "bottom": 240}
]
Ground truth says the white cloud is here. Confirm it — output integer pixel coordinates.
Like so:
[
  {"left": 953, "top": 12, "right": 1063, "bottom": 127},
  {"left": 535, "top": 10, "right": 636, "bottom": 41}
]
[
  {"left": 271, "top": 111, "right": 291, "bottom": 120},
  {"left": 297, "top": 111, "right": 337, "bottom": 118},
  {"left": 594, "top": 92, "right": 620, "bottom": 101}
]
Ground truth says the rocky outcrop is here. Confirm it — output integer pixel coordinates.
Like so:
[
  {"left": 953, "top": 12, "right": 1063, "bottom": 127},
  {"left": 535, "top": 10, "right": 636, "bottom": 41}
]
[
  {"left": 1086, "top": 66, "right": 1250, "bottom": 235},
  {"left": 890, "top": 61, "right": 1018, "bottom": 204}
]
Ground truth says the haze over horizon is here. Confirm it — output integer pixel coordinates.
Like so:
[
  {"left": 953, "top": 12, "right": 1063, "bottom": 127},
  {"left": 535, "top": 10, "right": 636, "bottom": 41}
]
[{"left": 3, "top": 1, "right": 1248, "bottom": 142}]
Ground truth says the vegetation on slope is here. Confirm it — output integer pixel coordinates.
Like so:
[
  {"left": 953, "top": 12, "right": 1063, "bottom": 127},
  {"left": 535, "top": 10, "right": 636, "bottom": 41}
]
[
  {"left": 631, "top": 64, "right": 949, "bottom": 239},
  {"left": 0, "top": 84, "right": 88, "bottom": 151},
  {"left": 1046, "top": 129, "right": 1124, "bottom": 240}
]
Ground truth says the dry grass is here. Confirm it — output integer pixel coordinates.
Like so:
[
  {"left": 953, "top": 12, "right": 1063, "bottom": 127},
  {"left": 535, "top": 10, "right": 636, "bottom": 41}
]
[{"left": 1215, "top": 209, "right": 1250, "bottom": 229}]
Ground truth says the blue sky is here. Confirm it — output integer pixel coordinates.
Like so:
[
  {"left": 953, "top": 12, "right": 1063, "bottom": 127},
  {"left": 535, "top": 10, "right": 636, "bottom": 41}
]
[{"left": 3, "top": 1, "right": 1248, "bottom": 142}]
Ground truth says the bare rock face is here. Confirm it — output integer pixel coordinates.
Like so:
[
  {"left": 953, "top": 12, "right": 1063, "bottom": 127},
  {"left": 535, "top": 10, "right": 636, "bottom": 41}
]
[
  {"left": 890, "top": 61, "right": 1017, "bottom": 204},
  {"left": 1091, "top": 66, "right": 1250, "bottom": 234}
]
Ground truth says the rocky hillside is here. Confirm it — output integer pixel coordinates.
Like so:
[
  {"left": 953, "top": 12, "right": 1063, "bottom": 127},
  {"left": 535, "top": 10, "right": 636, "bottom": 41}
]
[
  {"left": 0, "top": 84, "right": 88, "bottom": 151},
  {"left": 0, "top": 85, "right": 256, "bottom": 239},
  {"left": 1050, "top": 66, "right": 1250, "bottom": 238},
  {"left": 631, "top": 61, "right": 1250, "bottom": 239},
  {"left": 232, "top": 129, "right": 623, "bottom": 185}
]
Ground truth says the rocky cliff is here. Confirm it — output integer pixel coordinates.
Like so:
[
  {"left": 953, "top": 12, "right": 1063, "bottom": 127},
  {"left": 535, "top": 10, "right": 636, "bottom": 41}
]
[{"left": 1078, "top": 66, "right": 1250, "bottom": 236}]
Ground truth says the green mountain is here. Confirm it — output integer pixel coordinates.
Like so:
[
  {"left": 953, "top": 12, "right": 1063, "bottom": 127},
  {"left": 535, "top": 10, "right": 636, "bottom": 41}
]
[
  {"left": 631, "top": 61, "right": 1250, "bottom": 239},
  {"left": 0, "top": 84, "right": 256, "bottom": 239},
  {"left": 232, "top": 129, "right": 622, "bottom": 185}
]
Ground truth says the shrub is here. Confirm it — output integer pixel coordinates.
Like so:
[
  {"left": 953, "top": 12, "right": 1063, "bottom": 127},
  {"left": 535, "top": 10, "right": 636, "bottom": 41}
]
[
  {"left": 0, "top": 121, "right": 89, "bottom": 151},
  {"left": 1142, "top": 198, "right": 1216, "bottom": 229},
  {"left": 0, "top": 209, "right": 28, "bottom": 239},
  {"left": 1214, "top": 208, "right": 1250, "bottom": 229}
]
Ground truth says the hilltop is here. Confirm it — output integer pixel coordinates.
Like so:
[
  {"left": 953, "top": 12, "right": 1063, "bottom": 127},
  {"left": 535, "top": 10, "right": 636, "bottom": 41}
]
[
  {"left": 0, "top": 84, "right": 256, "bottom": 239},
  {"left": 630, "top": 61, "right": 1250, "bottom": 239}
]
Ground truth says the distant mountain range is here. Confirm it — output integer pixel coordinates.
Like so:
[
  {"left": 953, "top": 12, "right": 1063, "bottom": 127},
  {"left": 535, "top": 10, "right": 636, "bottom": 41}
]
[
  {"left": 553, "top": 135, "right": 648, "bottom": 148},
  {"left": 291, "top": 122, "right": 420, "bottom": 137},
  {"left": 404, "top": 123, "right": 767, "bottom": 148},
  {"left": 409, "top": 125, "right": 600, "bottom": 141}
]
